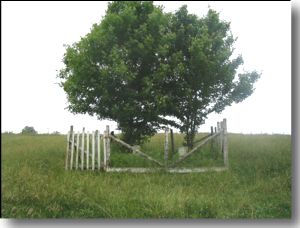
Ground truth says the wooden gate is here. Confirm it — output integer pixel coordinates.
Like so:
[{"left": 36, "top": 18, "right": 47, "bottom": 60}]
[{"left": 65, "top": 119, "right": 228, "bottom": 173}]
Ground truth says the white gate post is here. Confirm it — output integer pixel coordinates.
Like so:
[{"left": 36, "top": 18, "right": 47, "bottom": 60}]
[
  {"left": 106, "top": 125, "right": 110, "bottom": 169},
  {"left": 92, "top": 131, "right": 95, "bottom": 170},
  {"left": 70, "top": 127, "right": 75, "bottom": 170},
  {"left": 223, "top": 118, "right": 228, "bottom": 167},
  {"left": 103, "top": 130, "right": 107, "bottom": 171},
  {"left": 97, "top": 130, "right": 101, "bottom": 170},
  {"left": 81, "top": 128, "right": 85, "bottom": 170},
  {"left": 86, "top": 131, "right": 89, "bottom": 170},
  {"left": 220, "top": 121, "right": 224, "bottom": 155},
  {"left": 75, "top": 132, "right": 80, "bottom": 170}
]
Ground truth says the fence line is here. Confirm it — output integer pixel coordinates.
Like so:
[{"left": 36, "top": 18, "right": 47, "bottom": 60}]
[{"left": 65, "top": 118, "right": 228, "bottom": 172}]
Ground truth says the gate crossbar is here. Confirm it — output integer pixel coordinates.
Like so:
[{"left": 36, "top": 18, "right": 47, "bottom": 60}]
[
  {"left": 65, "top": 118, "right": 227, "bottom": 173},
  {"left": 106, "top": 167, "right": 227, "bottom": 173},
  {"left": 109, "top": 135, "right": 164, "bottom": 167},
  {"left": 170, "top": 131, "right": 222, "bottom": 168}
]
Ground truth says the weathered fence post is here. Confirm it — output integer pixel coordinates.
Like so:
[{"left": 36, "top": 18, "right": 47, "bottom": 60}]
[
  {"left": 92, "top": 131, "right": 95, "bottom": 170},
  {"left": 65, "top": 126, "right": 72, "bottom": 170},
  {"left": 223, "top": 118, "right": 228, "bottom": 167},
  {"left": 86, "top": 131, "right": 89, "bottom": 170},
  {"left": 164, "top": 127, "right": 169, "bottom": 166},
  {"left": 220, "top": 121, "right": 223, "bottom": 153},
  {"left": 103, "top": 130, "right": 107, "bottom": 170},
  {"left": 75, "top": 131, "right": 80, "bottom": 170},
  {"left": 70, "top": 127, "right": 75, "bottom": 170},
  {"left": 217, "top": 122, "right": 221, "bottom": 147},
  {"left": 81, "top": 127, "right": 85, "bottom": 170},
  {"left": 103, "top": 126, "right": 111, "bottom": 171},
  {"left": 106, "top": 125, "right": 110, "bottom": 168},
  {"left": 217, "top": 122, "right": 223, "bottom": 153},
  {"left": 210, "top": 126, "right": 214, "bottom": 158},
  {"left": 215, "top": 125, "right": 218, "bottom": 160},
  {"left": 170, "top": 129, "right": 174, "bottom": 159},
  {"left": 97, "top": 130, "right": 101, "bottom": 170}
]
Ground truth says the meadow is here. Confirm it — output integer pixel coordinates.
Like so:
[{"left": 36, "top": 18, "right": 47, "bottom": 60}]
[{"left": 1, "top": 133, "right": 291, "bottom": 218}]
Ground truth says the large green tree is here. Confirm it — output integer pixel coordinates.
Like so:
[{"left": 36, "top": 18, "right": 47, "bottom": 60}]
[
  {"left": 21, "top": 126, "right": 37, "bottom": 135},
  {"left": 59, "top": 2, "right": 260, "bottom": 148},
  {"left": 59, "top": 1, "right": 176, "bottom": 144},
  {"left": 156, "top": 6, "right": 260, "bottom": 149}
]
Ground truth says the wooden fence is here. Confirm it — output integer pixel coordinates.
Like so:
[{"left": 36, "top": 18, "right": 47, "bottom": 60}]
[
  {"left": 65, "top": 127, "right": 102, "bottom": 170},
  {"left": 65, "top": 119, "right": 228, "bottom": 173}
]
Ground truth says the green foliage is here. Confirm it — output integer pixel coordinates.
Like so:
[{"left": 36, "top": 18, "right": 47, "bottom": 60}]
[
  {"left": 21, "top": 126, "right": 37, "bottom": 135},
  {"left": 159, "top": 6, "right": 260, "bottom": 149},
  {"left": 59, "top": 1, "right": 174, "bottom": 144},
  {"left": 58, "top": 2, "right": 260, "bottom": 146},
  {"left": 2, "top": 134, "right": 291, "bottom": 218}
]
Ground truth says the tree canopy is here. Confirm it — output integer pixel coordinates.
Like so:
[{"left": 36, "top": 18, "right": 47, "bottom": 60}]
[
  {"left": 21, "top": 126, "right": 37, "bottom": 135},
  {"left": 158, "top": 6, "right": 260, "bottom": 148},
  {"left": 59, "top": 1, "right": 260, "bottom": 147}
]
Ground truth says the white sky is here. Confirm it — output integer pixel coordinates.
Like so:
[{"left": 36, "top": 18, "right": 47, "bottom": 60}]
[{"left": 2, "top": 1, "right": 291, "bottom": 135}]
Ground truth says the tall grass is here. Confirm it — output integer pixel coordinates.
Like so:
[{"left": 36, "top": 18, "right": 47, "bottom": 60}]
[{"left": 1, "top": 133, "right": 291, "bottom": 218}]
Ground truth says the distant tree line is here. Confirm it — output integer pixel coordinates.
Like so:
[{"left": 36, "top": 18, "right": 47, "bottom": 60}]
[{"left": 3, "top": 127, "right": 61, "bottom": 135}]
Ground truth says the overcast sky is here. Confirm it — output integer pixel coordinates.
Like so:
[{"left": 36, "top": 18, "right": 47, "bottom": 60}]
[{"left": 2, "top": 1, "right": 291, "bottom": 135}]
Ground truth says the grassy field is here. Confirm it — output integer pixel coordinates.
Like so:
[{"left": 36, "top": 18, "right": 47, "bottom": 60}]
[{"left": 1, "top": 133, "right": 291, "bottom": 218}]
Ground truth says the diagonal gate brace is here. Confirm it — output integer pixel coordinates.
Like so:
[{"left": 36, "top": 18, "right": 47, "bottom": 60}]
[
  {"left": 109, "top": 135, "right": 164, "bottom": 167},
  {"left": 169, "top": 131, "right": 222, "bottom": 168}
]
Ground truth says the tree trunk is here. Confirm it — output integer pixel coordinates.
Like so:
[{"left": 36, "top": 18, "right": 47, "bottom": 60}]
[
  {"left": 185, "top": 130, "right": 196, "bottom": 151},
  {"left": 184, "top": 115, "right": 197, "bottom": 151}
]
